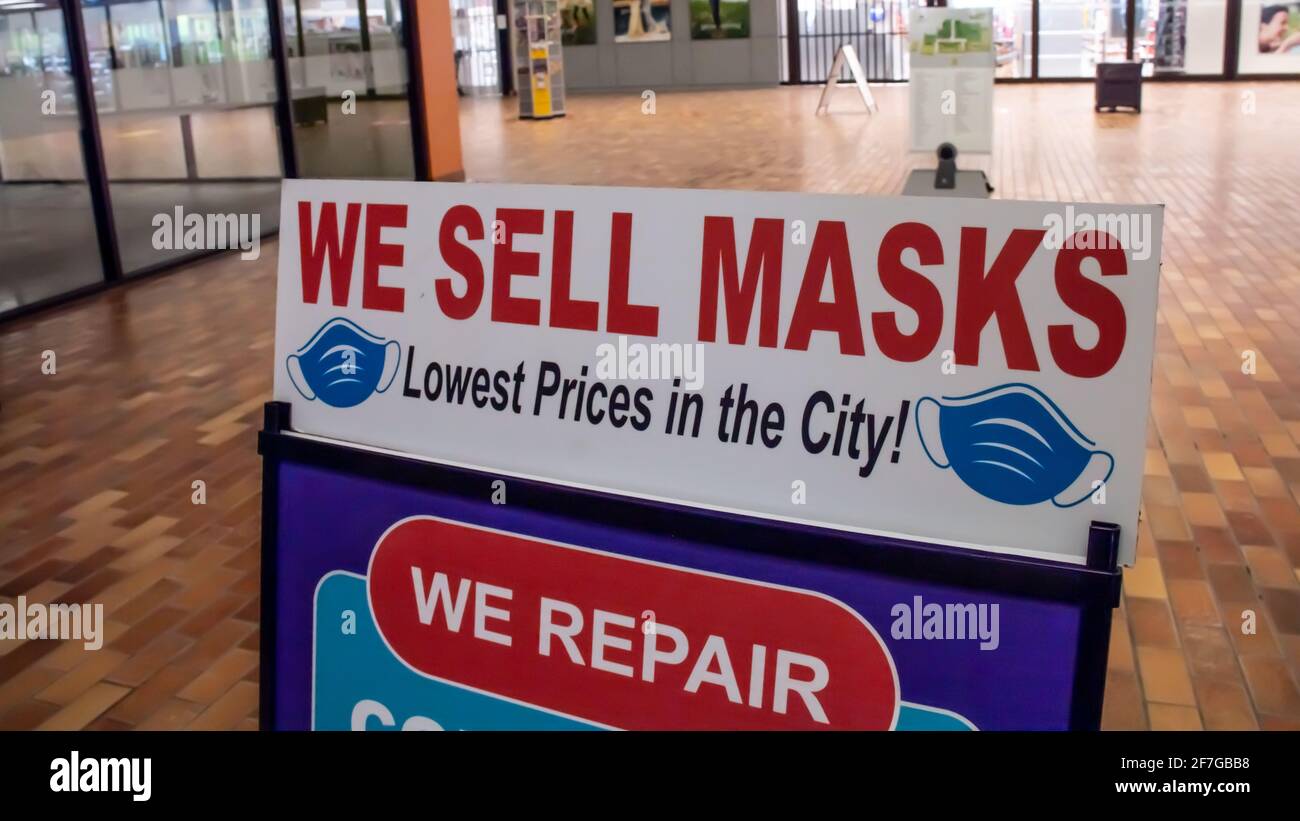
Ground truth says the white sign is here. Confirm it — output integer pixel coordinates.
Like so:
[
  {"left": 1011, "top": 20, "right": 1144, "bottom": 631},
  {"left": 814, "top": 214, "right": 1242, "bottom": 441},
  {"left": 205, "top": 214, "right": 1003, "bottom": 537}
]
[
  {"left": 909, "top": 7, "right": 995, "bottom": 154},
  {"left": 816, "top": 45, "right": 878, "bottom": 115},
  {"left": 273, "top": 180, "right": 1162, "bottom": 565}
]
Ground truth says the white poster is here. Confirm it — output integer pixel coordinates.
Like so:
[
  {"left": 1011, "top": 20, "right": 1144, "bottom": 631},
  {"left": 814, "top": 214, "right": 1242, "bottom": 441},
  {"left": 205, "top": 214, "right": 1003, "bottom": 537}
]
[
  {"left": 274, "top": 180, "right": 1162, "bottom": 566},
  {"left": 1240, "top": 1, "right": 1300, "bottom": 73},
  {"left": 909, "top": 7, "right": 996, "bottom": 154}
]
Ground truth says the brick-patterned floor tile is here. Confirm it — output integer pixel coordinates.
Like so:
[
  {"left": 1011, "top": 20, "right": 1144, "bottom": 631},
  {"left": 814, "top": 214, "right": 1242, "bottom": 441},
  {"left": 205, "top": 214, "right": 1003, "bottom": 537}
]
[
  {"left": 188, "top": 681, "right": 259, "bottom": 731},
  {"left": 137, "top": 698, "right": 205, "bottom": 731},
  {"left": 1148, "top": 704, "right": 1203, "bottom": 731},
  {"left": 1127, "top": 598, "right": 1180, "bottom": 648},
  {"left": 1101, "top": 670, "right": 1147, "bottom": 731},
  {"left": 35, "top": 649, "right": 128, "bottom": 706},
  {"left": 1137, "top": 646, "right": 1197, "bottom": 707},
  {"left": 1126, "top": 557, "right": 1169, "bottom": 600},
  {"left": 177, "top": 648, "right": 258, "bottom": 705},
  {"left": 1240, "top": 656, "right": 1300, "bottom": 719},
  {"left": 1194, "top": 679, "right": 1259, "bottom": 731},
  {"left": 37, "top": 683, "right": 131, "bottom": 731}
]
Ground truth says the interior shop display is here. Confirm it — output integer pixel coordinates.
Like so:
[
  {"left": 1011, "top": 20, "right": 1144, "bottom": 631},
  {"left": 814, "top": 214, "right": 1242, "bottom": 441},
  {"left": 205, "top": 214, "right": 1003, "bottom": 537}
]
[
  {"left": 1136, "top": 0, "right": 1228, "bottom": 76},
  {"left": 985, "top": 1, "right": 1032, "bottom": 78},
  {"left": 512, "top": 0, "right": 566, "bottom": 118},
  {"left": 1152, "top": 0, "right": 1188, "bottom": 71}
]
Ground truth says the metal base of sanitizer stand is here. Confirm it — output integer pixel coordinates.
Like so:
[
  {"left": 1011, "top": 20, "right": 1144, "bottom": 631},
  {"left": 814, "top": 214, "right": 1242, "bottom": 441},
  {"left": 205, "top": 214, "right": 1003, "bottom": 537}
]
[
  {"left": 904, "top": 142, "right": 994, "bottom": 199},
  {"left": 903, "top": 168, "right": 994, "bottom": 199}
]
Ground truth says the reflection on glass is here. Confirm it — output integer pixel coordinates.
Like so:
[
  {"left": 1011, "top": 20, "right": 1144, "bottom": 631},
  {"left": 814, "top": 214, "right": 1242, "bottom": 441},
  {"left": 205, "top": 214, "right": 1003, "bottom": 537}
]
[
  {"left": 950, "top": 0, "right": 1032, "bottom": 78},
  {"left": 284, "top": 0, "right": 416, "bottom": 179},
  {"left": 0, "top": 0, "right": 105, "bottom": 311},
  {"left": 1038, "top": 0, "right": 1128, "bottom": 78},
  {"left": 82, "top": 0, "right": 284, "bottom": 275}
]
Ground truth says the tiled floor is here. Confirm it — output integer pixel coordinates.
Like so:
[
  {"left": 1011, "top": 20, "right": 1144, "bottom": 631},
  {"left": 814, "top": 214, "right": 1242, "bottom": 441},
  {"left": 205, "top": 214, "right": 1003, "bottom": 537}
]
[{"left": 1, "top": 82, "right": 1299, "bottom": 730}]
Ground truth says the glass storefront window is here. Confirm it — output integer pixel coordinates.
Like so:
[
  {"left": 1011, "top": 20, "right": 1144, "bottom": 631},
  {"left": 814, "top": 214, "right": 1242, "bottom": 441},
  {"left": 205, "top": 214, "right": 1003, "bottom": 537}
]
[
  {"left": 951, "top": 0, "right": 1033, "bottom": 78},
  {"left": 0, "top": 0, "right": 105, "bottom": 310},
  {"left": 1038, "top": 0, "right": 1127, "bottom": 77},
  {"left": 1137, "top": 1, "right": 1226, "bottom": 76},
  {"left": 787, "top": 0, "right": 914, "bottom": 85},
  {"left": 1, "top": 1, "right": 427, "bottom": 319},
  {"left": 451, "top": 0, "right": 501, "bottom": 94},
  {"left": 283, "top": 0, "right": 417, "bottom": 179},
  {"left": 80, "top": 0, "right": 284, "bottom": 275},
  {"left": 0, "top": 0, "right": 1284, "bottom": 319}
]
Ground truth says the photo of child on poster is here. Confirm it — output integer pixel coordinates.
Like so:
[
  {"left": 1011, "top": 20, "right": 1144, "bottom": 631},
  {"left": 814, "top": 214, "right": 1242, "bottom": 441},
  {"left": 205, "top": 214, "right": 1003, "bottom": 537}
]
[
  {"left": 614, "top": 0, "right": 672, "bottom": 42},
  {"left": 1259, "top": 3, "right": 1300, "bottom": 53},
  {"left": 690, "top": 0, "right": 750, "bottom": 39}
]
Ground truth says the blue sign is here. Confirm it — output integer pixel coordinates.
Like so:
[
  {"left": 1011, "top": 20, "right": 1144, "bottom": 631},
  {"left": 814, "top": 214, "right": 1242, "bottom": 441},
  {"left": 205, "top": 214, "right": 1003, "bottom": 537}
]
[{"left": 261, "top": 416, "right": 1119, "bottom": 731}]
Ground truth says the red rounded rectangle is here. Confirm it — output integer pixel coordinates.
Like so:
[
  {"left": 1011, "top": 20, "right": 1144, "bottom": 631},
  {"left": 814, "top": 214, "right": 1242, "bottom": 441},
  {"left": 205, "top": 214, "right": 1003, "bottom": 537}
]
[{"left": 367, "top": 516, "right": 899, "bottom": 730}]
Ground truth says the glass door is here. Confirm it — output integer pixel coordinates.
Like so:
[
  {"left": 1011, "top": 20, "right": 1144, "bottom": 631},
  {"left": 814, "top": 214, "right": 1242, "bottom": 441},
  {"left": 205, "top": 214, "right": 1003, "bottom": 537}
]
[
  {"left": 1037, "top": 0, "right": 1127, "bottom": 78},
  {"left": 451, "top": 0, "right": 502, "bottom": 94},
  {"left": 0, "top": 0, "right": 105, "bottom": 310},
  {"left": 80, "top": 0, "right": 284, "bottom": 275},
  {"left": 283, "top": 0, "right": 416, "bottom": 178}
]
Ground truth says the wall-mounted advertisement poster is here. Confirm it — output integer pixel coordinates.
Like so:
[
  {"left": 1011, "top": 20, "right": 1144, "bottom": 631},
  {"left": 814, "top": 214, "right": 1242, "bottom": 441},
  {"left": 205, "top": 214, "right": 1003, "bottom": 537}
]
[
  {"left": 1258, "top": 2, "right": 1300, "bottom": 54},
  {"left": 561, "top": 0, "right": 596, "bottom": 46},
  {"left": 1239, "top": 1, "right": 1300, "bottom": 73},
  {"left": 614, "top": 0, "right": 672, "bottom": 42},
  {"left": 690, "top": 0, "right": 750, "bottom": 40}
]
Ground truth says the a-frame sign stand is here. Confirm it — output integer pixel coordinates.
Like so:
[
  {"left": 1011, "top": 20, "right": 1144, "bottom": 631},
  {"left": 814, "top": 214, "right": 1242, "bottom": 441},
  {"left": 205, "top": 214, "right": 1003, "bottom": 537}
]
[{"left": 816, "top": 44, "right": 878, "bottom": 115}]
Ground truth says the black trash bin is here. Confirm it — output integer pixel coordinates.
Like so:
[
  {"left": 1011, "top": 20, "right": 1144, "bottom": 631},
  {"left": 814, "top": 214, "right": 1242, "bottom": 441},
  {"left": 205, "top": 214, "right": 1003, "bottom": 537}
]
[{"left": 1095, "top": 62, "right": 1142, "bottom": 113}]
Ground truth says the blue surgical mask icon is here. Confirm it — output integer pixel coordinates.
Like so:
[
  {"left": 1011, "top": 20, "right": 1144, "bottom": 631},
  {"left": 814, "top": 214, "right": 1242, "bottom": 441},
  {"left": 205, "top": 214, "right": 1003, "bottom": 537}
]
[
  {"left": 915, "top": 383, "right": 1113, "bottom": 508},
  {"left": 286, "top": 318, "right": 401, "bottom": 409}
]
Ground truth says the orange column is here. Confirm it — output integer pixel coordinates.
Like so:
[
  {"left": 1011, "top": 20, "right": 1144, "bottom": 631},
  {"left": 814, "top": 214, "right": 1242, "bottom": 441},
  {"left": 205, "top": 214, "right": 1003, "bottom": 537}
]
[{"left": 411, "top": 0, "right": 465, "bottom": 181}]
